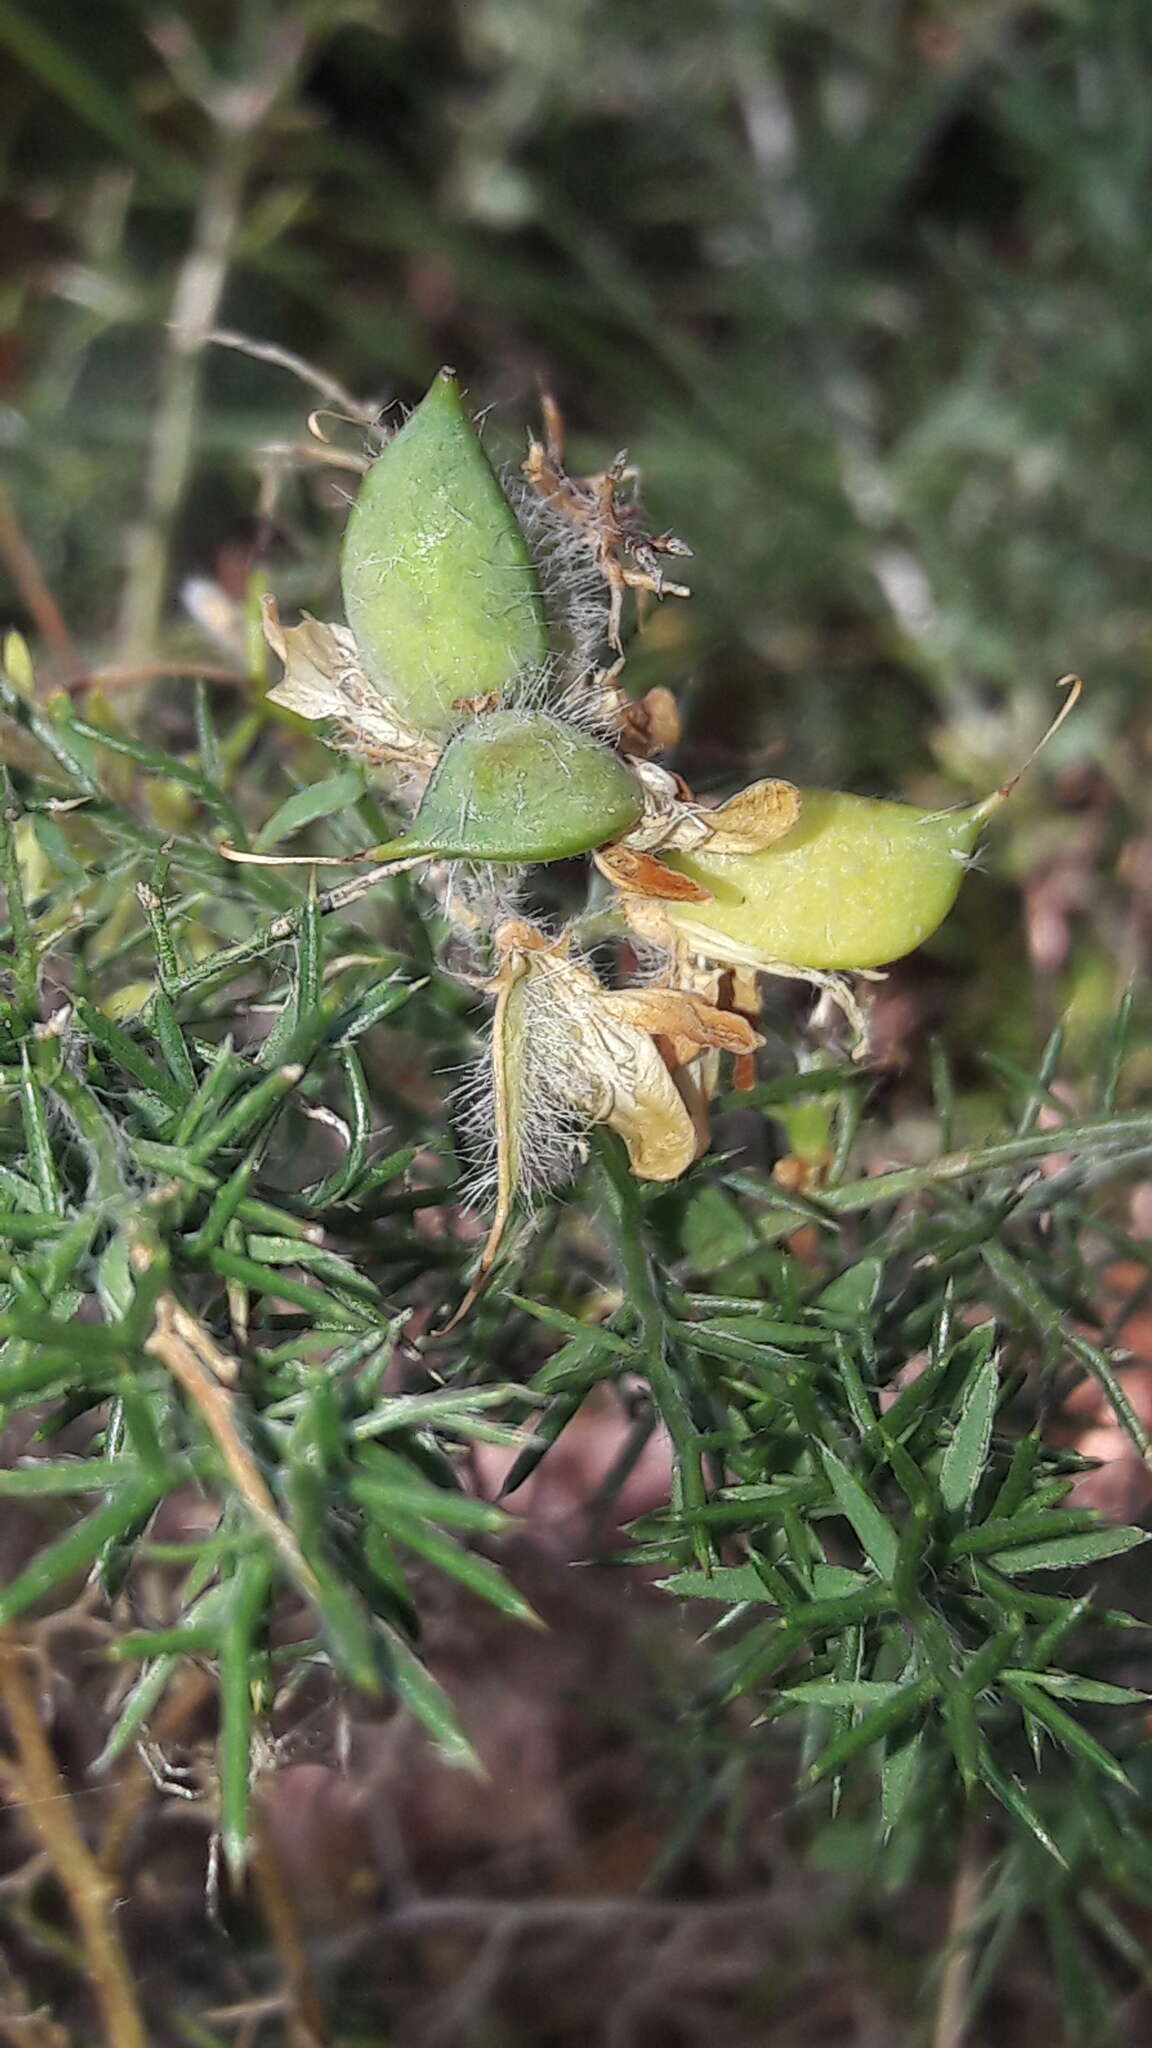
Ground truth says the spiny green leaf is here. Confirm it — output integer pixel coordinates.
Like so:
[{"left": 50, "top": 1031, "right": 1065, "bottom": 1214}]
[
  {"left": 1007, "top": 1671, "right": 1150, "bottom": 1706},
  {"left": 989, "top": 1526, "right": 1148, "bottom": 1574},
  {"left": 0, "top": 1458, "right": 148, "bottom": 1496},
  {"left": 204, "top": 1248, "right": 371, "bottom": 1329},
  {"left": 660, "top": 1564, "right": 773, "bottom": 1603},
  {"left": 806, "top": 1677, "right": 936, "bottom": 1785},
  {"left": 72, "top": 994, "right": 184, "bottom": 1108},
  {"left": 816, "top": 1257, "right": 884, "bottom": 1318},
  {"left": 91, "top": 1656, "right": 182, "bottom": 1773},
  {"left": 218, "top": 1555, "right": 273, "bottom": 1880},
  {"left": 818, "top": 1445, "right": 899, "bottom": 1579},
  {"left": 379, "top": 1624, "right": 481, "bottom": 1771},
  {"left": 949, "top": 1509, "right": 1102, "bottom": 1560},
  {"left": 352, "top": 1467, "right": 508, "bottom": 1534},
  {"left": 350, "top": 1384, "right": 529, "bottom": 1439},
  {"left": 0, "top": 1479, "right": 161, "bottom": 1624},
  {"left": 940, "top": 1349, "right": 1000, "bottom": 1515},
  {"left": 388, "top": 1513, "right": 540, "bottom": 1625},
  {"left": 979, "top": 1758, "right": 1068, "bottom": 1867},
  {"left": 1004, "top": 1675, "right": 1133, "bottom": 1789},
  {"left": 880, "top": 1724, "right": 924, "bottom": 1835},
  {"left": 784, "top": 1678, "right": 903, "bottom": 1709},
  {"left": 253, "top": 769, "right": 367, "bottom": 851}
]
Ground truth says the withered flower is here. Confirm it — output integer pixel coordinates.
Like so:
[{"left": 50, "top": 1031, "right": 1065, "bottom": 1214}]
[
  {"left": 522, "top": 393, "right": 692, "bottom": 648},
  {"left": 447, "top": 920, "right": 760, "bottom": 1320}
]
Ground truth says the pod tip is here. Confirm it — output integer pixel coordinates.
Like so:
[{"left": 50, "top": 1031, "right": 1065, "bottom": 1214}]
[{"left": 973, "top": 673, "right": 1083, "bottom": 823}]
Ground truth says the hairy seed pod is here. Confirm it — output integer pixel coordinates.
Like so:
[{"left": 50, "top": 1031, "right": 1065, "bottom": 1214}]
[
  {"left": 341, "top": 369, "right": 548, "bottom": 736},
  {"left": 373, "top": 709, "right": 644, "bottom": 863}
]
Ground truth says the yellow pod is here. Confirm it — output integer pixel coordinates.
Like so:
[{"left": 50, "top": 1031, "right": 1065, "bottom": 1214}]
[
  {"left": 661, "top": 681, "right": 1080, "bottom": 973},
  {"left": 663, "top": 787, "right": 990, "bottom": 971}
]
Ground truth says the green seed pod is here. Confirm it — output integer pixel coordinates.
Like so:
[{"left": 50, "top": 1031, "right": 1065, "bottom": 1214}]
[
  {"left": 341, "top": 369, "right": 548, "bottom": 737},
  {"left": 662, "top": 788, "right": 998, "bottom": 972},
  {"left": 373, "top": 709, "right": 644, "bottom": 864},
  {"left": 658, "top": 680, "right": 1082, "bottom": 974}
]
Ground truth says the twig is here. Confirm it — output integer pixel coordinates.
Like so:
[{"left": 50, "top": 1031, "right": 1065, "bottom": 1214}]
[
  {"left": 117, "top": 21, "right": 309, "bottom": 656},
  {"left": 146, "top": 860, "right": 420, "bottom": 1006},
  {"left": 62, "top": 660, "right": 250, "bottom": 695},
  {"left": 249, "top": 1803, "right": 331, "bottom": 2048},
  {"left": 207, "top": 329, "right": 374, "bottom": 422},
  {"left": 0, "top": 2010, "right": 69, "bottom": 2048},
  {"left": 0, "top": 1940, "right": 71, "bottom": 2047},
  {"left": 202, "top": 1892, "right": 786, "bottom": 2023},
  {"left": 933, "top": 1823, "right": 987, "bottom": 2048},
  {"left": 142, "top": 1282, "right": 320, "bottom": 1607},
  {"left": 0, "top": 485, "right": 78, "bottom": 670},
  {"left": 0, "top": 1627, "right": 148, "bottom": 2048},
  {"left": 422, "top": 1915, "right": 516, "bottom": 2048}
]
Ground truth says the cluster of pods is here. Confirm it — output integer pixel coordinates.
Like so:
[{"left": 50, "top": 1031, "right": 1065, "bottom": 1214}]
[{"left": 261, "top": 369, "right": 1074, "bottom": 1304}]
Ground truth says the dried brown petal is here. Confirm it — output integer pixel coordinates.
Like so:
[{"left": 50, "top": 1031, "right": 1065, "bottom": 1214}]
[
  {"left": 618, "top": 685, "right": 682, "bottom": 758},
  {"left": 521, "top": 407, "right": 690, "bottom": 649},
  {"left": 619, "top": 762, "right": 802, "bottom": 859},
  {"left": 261, "top": 597, "right": 357, "bottom": 721},
  {"left": 615, "top": 895, "right": 873, "bottom": 1056},
  {"left": 604, "top": 986, "right": 761, "bottom": 1070},
  {"left": 593, "top": 843, "right": 711, "bottom": 902},
  {"left": 701, "top": 777, "right": 801, "bottom": 854}
]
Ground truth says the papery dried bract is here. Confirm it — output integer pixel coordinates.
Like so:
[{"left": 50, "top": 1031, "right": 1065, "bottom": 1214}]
[
  {"left": 490, "top": 922, "right": 713, "bottom": 1194},
  {"left": 623, "top": 762, "right": 802, "bottom": 859},
  {"left": 701, "top": 778, "right": 803, "bottom": 855},
  {"left": 261, "top": 597, "right": 439, "bottom": 771}
]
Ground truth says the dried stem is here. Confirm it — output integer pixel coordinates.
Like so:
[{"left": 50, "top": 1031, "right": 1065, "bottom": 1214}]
[
  {"left": 0, "top": 1946, "right": 70, "bottom": 2048},
  {"left": 250, "top": 1803, "right": 332, "bottom": 2048},
  {"left": 0, "top": 1627, "right": 148, "bottom": 2048},
  {"left": 0, "top": 485, "right": 78, "bottom": 670},
  {"left": 117, "top": 21, "right": 308, "bottom": 657},
  {"left": 117, "top": 130, "right": 253, "bottom": 655},
  {"left": 144, "top": 859, "right": 420, "bottom": 1008},
  {"left": 63, "top": 659, "right": 250, "bottom": 695},
  {"left": 207, "top": 328, "right": 374, "bottom": 421},
  {"left": 143, "top": 1285, "right": 320, "bottom": 1605},
  {"left": 932, "top": 1824, "right": 987, "bottom": 2048}
]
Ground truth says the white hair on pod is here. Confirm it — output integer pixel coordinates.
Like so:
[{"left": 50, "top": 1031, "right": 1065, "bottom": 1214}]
[
  {"left": 430, "top": 860, "right": 527, "bottom": 966},
  {"left": 503, "top": 472, "right": 613, "bottom": 702},
  {"left": 449, "top": 925, "right": 604, "bottom": 1219},
  {"left": 450, "top": 1025, "right": 586, "bottom": 1222},
  {"left": 621, "top": 929, "right": 678, "bottom": 988}
]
